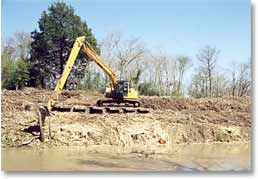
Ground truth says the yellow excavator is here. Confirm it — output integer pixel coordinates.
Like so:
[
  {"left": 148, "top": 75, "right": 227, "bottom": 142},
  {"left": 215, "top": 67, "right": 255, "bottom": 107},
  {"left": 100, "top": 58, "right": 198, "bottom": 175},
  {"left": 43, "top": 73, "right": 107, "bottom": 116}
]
[{"left": 47, "top": 36, "right": 146, "bottom": 114}]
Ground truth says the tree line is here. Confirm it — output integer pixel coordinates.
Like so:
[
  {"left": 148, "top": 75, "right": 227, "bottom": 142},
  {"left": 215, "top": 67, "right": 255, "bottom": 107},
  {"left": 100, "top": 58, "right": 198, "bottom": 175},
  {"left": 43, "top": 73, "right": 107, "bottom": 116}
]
[{"left": 1, "top": 2, "right": 251, "bottom": 98}]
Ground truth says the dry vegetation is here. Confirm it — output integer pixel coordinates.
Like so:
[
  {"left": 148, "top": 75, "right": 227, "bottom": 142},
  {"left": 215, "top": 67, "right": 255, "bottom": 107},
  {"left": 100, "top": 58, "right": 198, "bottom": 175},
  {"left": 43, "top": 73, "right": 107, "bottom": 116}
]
[{"left": 1, "top": 88, "right": 251, "bottom": 152}]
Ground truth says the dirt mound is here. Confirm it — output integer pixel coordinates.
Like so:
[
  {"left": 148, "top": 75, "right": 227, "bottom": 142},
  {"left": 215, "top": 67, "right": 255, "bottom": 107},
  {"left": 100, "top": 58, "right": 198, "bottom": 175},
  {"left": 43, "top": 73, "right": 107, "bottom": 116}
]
[
  {"left": 140, "top": 97, "right": 188, "bottom": 111},
  {"left": 140, "top": 96, "right": 250, "bottom": 113}
]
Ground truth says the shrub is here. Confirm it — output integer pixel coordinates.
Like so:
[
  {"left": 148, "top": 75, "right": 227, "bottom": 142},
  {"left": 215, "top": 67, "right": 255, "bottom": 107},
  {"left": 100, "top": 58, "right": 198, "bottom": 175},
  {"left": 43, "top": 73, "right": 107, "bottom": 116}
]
[
  {"left": 1, "top": 58, "right": 29, "bottom": 90},
  {"left": 138, "top": 82, "right": 160, "bottom": 96}
]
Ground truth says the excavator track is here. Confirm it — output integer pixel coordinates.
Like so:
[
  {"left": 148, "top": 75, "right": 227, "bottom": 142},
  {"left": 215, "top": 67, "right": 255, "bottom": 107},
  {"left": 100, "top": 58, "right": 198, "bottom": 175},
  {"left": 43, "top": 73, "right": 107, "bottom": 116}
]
[
  {"left": 96, "top": 99, "right": 140, "bottom": 107},
  {"left": 87, "top": 99, "right": 149, "bottom": 114}
]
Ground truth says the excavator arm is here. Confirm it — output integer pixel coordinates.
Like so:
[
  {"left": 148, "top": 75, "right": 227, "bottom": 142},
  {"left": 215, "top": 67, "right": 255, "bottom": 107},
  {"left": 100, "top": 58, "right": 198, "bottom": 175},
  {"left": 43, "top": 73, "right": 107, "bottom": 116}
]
[
  {"left": 47, "top": 36, "right": 117, "bottom": 111},
  {"left": 81, "top": 40, "right": 117, "bottom": 86}
]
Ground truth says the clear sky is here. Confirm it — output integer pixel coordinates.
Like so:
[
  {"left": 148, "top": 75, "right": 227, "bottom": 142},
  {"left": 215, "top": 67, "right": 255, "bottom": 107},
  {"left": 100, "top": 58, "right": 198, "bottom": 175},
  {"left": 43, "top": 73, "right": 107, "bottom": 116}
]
[{"left": 2, "top": 0, "right": 251, "bottom": 67}]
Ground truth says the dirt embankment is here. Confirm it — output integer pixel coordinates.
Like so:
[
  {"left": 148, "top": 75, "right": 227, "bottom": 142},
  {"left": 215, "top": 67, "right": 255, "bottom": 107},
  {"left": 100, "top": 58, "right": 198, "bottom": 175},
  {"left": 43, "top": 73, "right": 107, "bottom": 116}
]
[{"left": 1, "top": 88, "right": 251, "bottom": 151}]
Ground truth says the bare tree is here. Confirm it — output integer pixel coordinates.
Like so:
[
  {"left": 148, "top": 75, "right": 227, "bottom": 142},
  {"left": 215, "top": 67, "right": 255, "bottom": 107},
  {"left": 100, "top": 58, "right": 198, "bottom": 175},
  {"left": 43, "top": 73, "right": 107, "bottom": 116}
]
[
  {"left": 213, "top": 72, "right": 230, "bottom": 97},
  {"left": 227, "top": 60, "right": 251, "bottom": 97},
  {"left": 2, "top": 31, "right": 32, "bottom": 61},
  {"left": 236, "top": 63, "right": 251, "bottom": 97},
  {"left": 188, "top": 69, "right": 207, "bottom": 98},
  {"left": 230, "top": 61, "right": 237, "bottom": 96},
  {"left": 147, "top": 49, "right": 177, "bottom": 96},
  {"left": 100, "top": 32, "right": 146, "bottom": 85},
  {"left": 197, "top": 46, "right": 219, "bottom": 97},
  {"left": 99, "top": 32, "right": 121, "bottom": 84},
  {"left": 115, "top": 35, "right": 145, "bottom": 79},
  {"left": 13, "top": 32, "right": 32, "bottom": 60},
  {"left": 143, "top": 50, "right": 192, "bottom": 96},
  {"left": 176, "top": 55, "right": 192, "bottom": 95}
]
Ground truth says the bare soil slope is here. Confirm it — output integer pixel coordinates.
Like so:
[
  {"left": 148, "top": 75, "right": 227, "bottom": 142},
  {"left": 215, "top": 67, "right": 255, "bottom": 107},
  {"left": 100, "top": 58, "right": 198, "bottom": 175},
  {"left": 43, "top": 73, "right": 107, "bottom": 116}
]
[{"left": 1, "top": 88, "right": 251, "bottom": 151}]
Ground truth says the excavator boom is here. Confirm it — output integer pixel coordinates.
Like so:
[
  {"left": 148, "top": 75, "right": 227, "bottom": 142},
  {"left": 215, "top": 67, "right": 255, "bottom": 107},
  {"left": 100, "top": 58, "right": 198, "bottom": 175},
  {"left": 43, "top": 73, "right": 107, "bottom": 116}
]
[
  {"left": 81, "top": 41, "right": 117, "bottom": 87},
  {"left": 47, "top": 36, "right": 145, "bottom": 114}
]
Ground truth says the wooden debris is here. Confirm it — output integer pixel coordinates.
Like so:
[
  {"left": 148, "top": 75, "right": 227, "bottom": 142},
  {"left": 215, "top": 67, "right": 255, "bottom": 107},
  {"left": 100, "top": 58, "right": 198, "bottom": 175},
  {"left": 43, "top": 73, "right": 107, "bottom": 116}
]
[
  {"left": 122, "top": 107, "right": 136, "bottom": 113},
  {"left": 137, "top": 108, "right": 149, "bottom": 114},
  {"left": 105, "top": 107, "right": 120, "bottom": 113},
  {"left": 89, "top": 106, "right": 104, "bottom": 114}
]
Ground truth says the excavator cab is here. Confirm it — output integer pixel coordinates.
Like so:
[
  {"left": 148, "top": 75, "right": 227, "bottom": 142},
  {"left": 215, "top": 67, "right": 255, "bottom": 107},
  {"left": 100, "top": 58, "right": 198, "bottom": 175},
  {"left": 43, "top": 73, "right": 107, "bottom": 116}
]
[
  {"left": 113, "top": 80, "right": 129, "bottom": 99},
  {"left": 99, "top": 80, "right": 140, "bottom": 107}
]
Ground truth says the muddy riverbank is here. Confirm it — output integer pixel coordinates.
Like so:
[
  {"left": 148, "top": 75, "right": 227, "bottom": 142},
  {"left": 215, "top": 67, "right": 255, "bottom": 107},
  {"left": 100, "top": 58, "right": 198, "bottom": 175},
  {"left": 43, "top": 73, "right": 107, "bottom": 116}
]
[{"left": 1, "top": 89, "right": 251, "bottom": 148}]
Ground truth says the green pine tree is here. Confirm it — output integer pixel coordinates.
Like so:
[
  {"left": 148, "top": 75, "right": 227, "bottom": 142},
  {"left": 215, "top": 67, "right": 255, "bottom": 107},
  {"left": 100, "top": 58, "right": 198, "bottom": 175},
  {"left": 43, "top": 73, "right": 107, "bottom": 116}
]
[{"left": 28, "top": 1, "right": 99, "bottom": 88}]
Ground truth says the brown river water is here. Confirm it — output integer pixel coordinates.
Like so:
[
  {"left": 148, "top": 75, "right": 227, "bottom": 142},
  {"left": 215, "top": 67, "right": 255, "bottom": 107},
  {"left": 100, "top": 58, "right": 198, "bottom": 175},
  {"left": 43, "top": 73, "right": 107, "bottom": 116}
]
[{"left": 1, "top": 142, "right": 251, "bottom": 171}]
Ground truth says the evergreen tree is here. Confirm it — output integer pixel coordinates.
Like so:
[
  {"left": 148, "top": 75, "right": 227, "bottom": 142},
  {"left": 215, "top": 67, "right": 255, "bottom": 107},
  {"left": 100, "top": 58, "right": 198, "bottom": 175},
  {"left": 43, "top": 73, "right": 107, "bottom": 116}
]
[{"left": 29, "top": 2, "right": 98, "bottom": 88}]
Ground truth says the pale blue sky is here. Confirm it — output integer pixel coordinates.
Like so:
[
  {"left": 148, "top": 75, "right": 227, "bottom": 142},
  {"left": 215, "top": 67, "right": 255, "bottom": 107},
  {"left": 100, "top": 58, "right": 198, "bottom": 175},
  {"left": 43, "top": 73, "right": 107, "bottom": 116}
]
[{"left": 2, "top": 0, "right": 251, "bottom": 67}]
